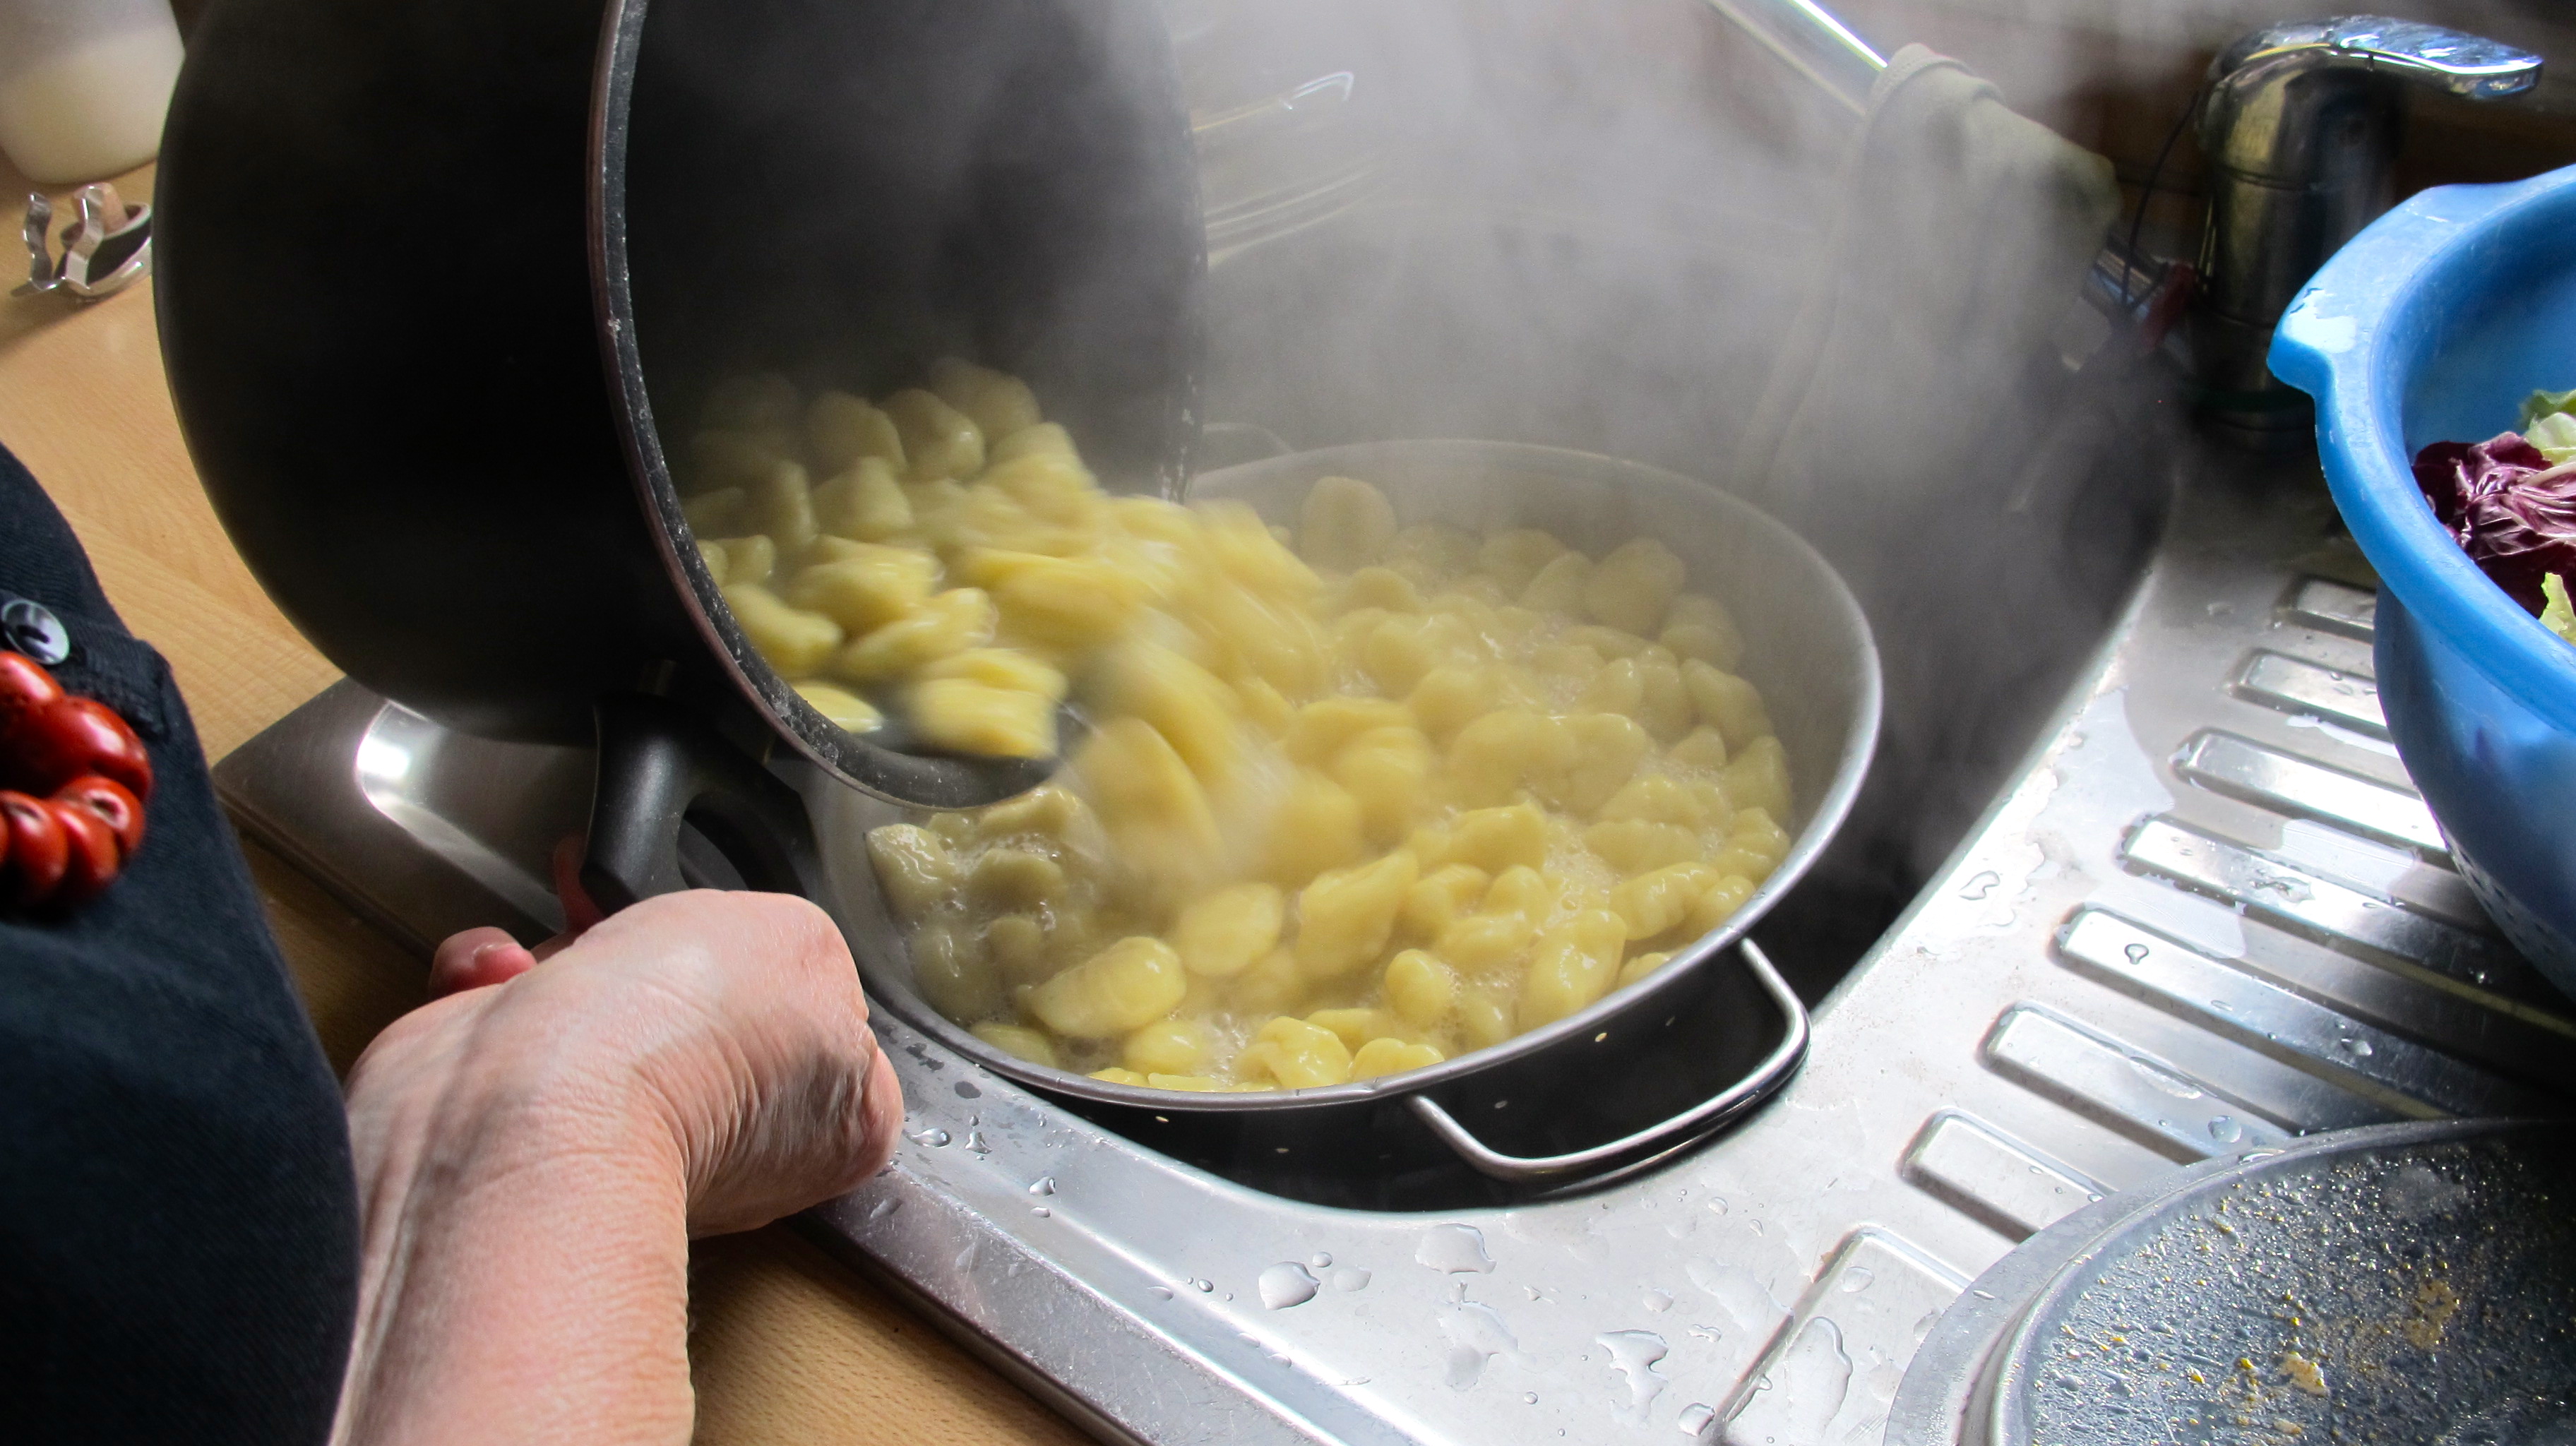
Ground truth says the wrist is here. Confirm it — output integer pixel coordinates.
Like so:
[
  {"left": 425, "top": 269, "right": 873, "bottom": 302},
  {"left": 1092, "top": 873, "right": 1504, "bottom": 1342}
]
[
  {"left": 337, "top": 989, "right": 699, "bottom": 1444},
  {"left": 346, "top": 984, "right": 686, "bottom": 1199}
]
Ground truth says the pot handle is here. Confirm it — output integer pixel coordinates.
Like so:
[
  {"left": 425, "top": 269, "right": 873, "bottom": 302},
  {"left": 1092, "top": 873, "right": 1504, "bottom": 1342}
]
[
  {"left": 1405, "top": 939, "right": 1811, "bottom": 1183},
  {"left": 580, "top": 692, "right": 824, "bottom": 912}
]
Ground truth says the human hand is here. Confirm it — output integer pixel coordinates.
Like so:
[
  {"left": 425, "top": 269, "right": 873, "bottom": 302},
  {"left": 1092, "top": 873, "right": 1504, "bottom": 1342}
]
[
  {"left": 376, "top": 889, "right": 905, "bottom": 1233},
  {"left": 335, "top": 888, "right": 904, "bottom": 1444},
  {"left": 414, "top": 832, "right": 604, "bottom": 993}
]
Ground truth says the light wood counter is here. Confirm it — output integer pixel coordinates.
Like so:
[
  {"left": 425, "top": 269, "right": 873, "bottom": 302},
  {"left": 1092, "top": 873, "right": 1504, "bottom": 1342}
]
[{"left": 0, "top": 157, "right": 1088, "bottom": 1446}]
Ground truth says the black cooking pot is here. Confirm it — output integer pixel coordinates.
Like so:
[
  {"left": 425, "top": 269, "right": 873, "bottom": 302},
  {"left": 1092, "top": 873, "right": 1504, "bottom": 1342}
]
[
  {"left": 155, "top": 0, "right": 1205, "bottom": 896},
  {"left": 157, "top": 0, "right": 1882, "bottom": 1201}
]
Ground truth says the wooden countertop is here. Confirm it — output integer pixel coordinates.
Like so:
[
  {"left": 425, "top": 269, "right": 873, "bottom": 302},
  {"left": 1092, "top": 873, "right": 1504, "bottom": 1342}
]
[{"left": 0, "top": 158, "right": 1089, "bottom": 1446}]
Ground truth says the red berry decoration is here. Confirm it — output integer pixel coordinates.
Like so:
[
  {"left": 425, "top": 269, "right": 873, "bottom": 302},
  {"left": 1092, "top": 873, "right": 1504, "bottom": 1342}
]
[
  {"left": 0, "top": 651, "right": 63, "bottom": 737},
  {"left": 49, "top": 801, "right": 118, "bottom": 906},
  {"left": 3, "top": 695, "right": 152, "bottom": 802},
  {"left": 55, "top": 775, "right": 143, "bottom": 856},
  {"left": 0, "top": 650, "right": 153, "bottom": 912},
  {"left": 0, "top": 791, "right": 68, "bottom": 907}
]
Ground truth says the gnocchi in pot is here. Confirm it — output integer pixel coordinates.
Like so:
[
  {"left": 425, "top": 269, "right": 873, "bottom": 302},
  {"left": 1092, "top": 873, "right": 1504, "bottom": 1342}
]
[{"left": 683, "top": 362, "right": 1083, "bottom": 760}]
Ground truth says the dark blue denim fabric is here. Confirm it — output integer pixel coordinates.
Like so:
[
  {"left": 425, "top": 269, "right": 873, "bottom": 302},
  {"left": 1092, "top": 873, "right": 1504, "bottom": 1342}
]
[{"left": 0, "top": 438, "right": 354, "bottom": 1445}]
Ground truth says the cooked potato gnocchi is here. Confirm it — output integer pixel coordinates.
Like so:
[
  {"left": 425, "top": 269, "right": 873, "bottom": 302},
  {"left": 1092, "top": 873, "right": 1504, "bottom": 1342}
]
[
  {"left": 681, "top": 362, "right": 1097, "bottom": 760},
  {"left": 830, "top": 448, "right": 1798, "bottom": 1092}
]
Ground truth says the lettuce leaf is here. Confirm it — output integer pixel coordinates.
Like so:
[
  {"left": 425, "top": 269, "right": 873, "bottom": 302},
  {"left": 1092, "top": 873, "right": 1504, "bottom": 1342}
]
[
  {"left": 2531, "top": 412, "right": 2576, "bottom": 465},
  {"left": 2545, "top": 574, "right": 2576, "bottom": 647},
  {"left": 2524, "top": 388, "right": 2576, "bottom": 429}
]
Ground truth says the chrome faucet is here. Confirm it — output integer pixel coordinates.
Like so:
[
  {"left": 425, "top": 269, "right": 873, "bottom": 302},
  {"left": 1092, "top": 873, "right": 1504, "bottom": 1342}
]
[
  {"left": 1701, "top": 3, "right": 2546, "bottom": 421},
  {"left": 2193, "top": 16, "right": 2541, "bottom": 446}
]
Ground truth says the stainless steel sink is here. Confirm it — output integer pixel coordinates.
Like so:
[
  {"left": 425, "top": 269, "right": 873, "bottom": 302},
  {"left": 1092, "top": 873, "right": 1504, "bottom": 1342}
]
[
  {"left": 204, "top": 13, "right": 2576, "bottom": 1432},
  {"left": 213, "top": 395, "right": 2576, "bottom": 1443}
]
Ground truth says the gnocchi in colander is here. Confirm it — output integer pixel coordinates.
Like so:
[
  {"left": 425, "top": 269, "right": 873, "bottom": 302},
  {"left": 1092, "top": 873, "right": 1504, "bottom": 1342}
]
[{"left": 681, "top": 366, "right": 1794, "bottom": 1092}]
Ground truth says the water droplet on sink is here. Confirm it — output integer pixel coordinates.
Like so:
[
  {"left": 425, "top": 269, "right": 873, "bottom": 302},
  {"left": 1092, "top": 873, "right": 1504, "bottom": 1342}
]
[
  {"left": 1417, "top": 1223, "right": 1496, "bottom": 1274},
  {"left": 2208, "top": 1115, "right": 2243, "bottom": 1144},
  {"left": 1027, "top": 1176, "right": 1056, "bottom": 1195},
  {"left": 1960, "top": 871, "right": 2001, "bottom": 900},
  {"left": 953, "top": 1080, "right": 980, "bottom": 1099},
  {"left": 2127, "top": 1055, "right": 2204, "bottom": 1099},
  {"left": 865, "top": 1196, "right": 901, "bottom": 1223},
  {"left": 1441, "top": 1301, "right": 1519, "bottom": 1390},
  {"left": 1522, "top": 1392, "right": 1539, "bottom": 1404},
  {"left": 1727, "top": 1317, "right": 1849, "bottom": 1445},
  {"left": 1643, "top": 1289, "right": 1674, "bottom": 1313},
  {"left": 1150, "top": 1285, "right": 1172, "bottom": 1300},
  {"left": 1600, "top": 1330, "right": 1671, "bottom": 1419},
  {"left": 1191, "top": 1277, "right": 1215, "bottom": 1293},
  {"left": 906, "top": 1128, "right": 951, "bottom": 1147},
  {"left": 1310, "top": 1251, "right": 1332, "bottom": 1269},
  {"left": 1678, "top": 1402, "right": 1717, "bottom": 1437},
  {"left": 1031, "top": 1206, "right": 1050, "bottom": 1217},
  {"left": 1258, "top": 1262, "right": 1321, "bottom": 1310},
  {"left": 2124, "top": 942, "right": 2149, "bottom": 964},
  {"left": 1839, "top": 1265, "right": 1874, "bottom": 1293},
  {"left": 2255, "top": 871, "right": 2315, "bottom": 902},
  {"left": 2338, "top": 1036, "right": 2375, "bottom": 1058},
  {"left": 964, "top": 1130, "right": 991, "bottom": 1154},
  {"left": 1333, "top": 1267, "right": 1371, "bottom": 1291}
]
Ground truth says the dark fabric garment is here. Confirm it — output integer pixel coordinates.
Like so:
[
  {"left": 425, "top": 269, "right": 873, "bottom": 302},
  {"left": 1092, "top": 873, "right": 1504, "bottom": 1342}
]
[{"left": 0, "top": 440, "right": 356, "bottom": 1444}]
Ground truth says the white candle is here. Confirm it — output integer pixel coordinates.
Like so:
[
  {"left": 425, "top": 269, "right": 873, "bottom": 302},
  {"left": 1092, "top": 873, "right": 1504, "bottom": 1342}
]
[{"left": 0, "top": 0, "right": 184, "bottom": 184}]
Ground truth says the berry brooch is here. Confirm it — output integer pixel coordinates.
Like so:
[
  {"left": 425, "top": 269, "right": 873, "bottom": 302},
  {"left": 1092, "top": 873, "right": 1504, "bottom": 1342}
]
[{"left": 0, "top": 650, "right": 152, "bottom": 910}]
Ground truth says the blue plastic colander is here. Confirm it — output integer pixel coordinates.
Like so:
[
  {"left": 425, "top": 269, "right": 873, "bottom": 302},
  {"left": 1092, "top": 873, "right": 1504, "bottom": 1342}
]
[{"left": 2272, "top": 162, "right": 2576, "bottom": 988}]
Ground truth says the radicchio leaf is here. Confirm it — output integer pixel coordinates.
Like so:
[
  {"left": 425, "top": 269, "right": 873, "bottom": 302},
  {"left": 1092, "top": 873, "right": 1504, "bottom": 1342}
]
[{"left": 2410, "top": 430, "right": 2576, "bottom": 614}]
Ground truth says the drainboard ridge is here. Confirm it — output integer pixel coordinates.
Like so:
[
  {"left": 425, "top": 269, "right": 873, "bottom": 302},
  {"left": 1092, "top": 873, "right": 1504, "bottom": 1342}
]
[
  {"left": 1972, "top": 563, "right": 2576, "bottom": 1170},
  {"left": 1760, "top": 540, "right": 2576, "bottom": 1446}
]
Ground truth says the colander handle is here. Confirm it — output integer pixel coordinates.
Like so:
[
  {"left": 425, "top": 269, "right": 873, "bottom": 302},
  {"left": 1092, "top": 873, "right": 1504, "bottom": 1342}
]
[{"left": 1405, "top": 939, "right": 1811, "bottom": 1183}]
